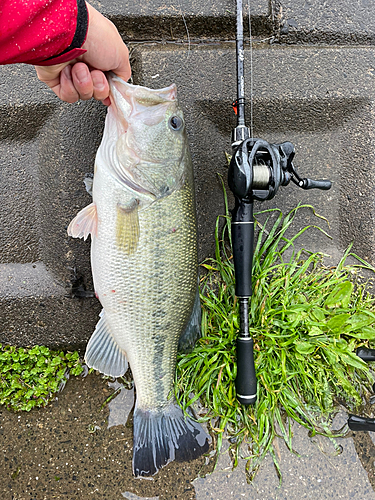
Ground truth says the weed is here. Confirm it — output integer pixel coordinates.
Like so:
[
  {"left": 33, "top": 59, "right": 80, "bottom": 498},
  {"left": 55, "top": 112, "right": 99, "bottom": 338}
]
[
  {"left": 0, "top": 345, "right": 83, "bottom": 411},
  {"left": 176, "top": 187, "right": 375, "bottom": 480}
]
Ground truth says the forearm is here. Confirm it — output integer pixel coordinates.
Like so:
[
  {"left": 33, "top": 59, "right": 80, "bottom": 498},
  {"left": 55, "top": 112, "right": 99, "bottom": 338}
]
[{"left": 0, "top": 0, "right": 89, "bottom": 65}]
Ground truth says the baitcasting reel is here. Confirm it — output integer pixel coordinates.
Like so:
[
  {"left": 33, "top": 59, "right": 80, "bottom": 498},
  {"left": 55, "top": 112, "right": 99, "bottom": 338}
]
[{"left": 228, "top": 137, "right": 332, "bottom": 203}]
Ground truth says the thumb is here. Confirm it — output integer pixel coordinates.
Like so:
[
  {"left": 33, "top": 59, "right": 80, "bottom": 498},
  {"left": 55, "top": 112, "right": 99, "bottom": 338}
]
[
  {"left": 34, "top": 61, "right": 74, "bottom": 89},
  {"left": 108, "top": 44, "right": 131, "bottom": 82}
]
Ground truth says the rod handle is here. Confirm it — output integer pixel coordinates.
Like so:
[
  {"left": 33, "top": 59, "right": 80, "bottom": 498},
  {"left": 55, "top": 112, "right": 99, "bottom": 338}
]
[
  {"left": 356, "top": 347, "right": 375, "bottom": 362},
  {"left": 231, "top": 201, "right": 254, "bottom": 298},
  {"left": 348, "top": 414, "right": 375, "bottom": 432},
  {"left": 235, "top": 337, "right": 257, "bottom": 405}
]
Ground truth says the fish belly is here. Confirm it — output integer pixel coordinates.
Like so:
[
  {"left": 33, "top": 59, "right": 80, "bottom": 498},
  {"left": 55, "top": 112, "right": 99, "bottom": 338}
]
[{"left": 91, "top": 176, "right": 197, "bottom": 411}]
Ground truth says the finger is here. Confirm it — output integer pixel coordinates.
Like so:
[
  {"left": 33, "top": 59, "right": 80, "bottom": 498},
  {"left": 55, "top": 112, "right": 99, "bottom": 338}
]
[
  {"left": 71, "top": 62, "right": 94, "bottom": 100},
  {"left": 34, "top": 62, "right": 68, "bottom": 89},
  {"left": 59, "top": 65, "right": 80, "bottom": 103},
  {"left": 91, "top": 70, "right": 109, "bottom": 102}
]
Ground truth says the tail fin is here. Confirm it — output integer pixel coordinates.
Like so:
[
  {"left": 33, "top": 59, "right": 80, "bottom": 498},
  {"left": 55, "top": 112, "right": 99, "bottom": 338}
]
[{"left": 132, "top": 402, "right": 209, "bottom": 477}]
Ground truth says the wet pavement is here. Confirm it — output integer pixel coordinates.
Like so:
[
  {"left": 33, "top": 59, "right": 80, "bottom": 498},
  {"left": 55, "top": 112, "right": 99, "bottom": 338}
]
[
  {"left": 0, "top": 374, "right": 204, "bottom": 500},
  {"left": 1, "top": 373, "right": 375, "bottom": 500}
]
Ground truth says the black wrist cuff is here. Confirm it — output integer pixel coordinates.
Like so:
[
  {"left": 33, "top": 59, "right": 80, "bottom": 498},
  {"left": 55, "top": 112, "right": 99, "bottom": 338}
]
[{"left": 44, "top": 0, "right": 88, "bottom": 61}]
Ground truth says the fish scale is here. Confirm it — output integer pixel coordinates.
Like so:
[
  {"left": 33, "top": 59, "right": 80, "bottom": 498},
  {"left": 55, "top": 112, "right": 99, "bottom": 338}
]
[{"left": 92, "top": 180, "right": 197, "bottom": 409}]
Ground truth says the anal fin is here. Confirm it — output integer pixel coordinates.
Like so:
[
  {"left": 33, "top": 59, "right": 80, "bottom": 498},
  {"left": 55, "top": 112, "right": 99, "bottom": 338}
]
[{"left": 85, "top": 310, "right": 128, "bottom": 378}]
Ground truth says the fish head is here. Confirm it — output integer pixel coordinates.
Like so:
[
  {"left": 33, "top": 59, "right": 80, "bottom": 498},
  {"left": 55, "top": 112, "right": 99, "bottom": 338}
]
[{"left": 107, "top": 75, "right": 188, "bottom": 197}]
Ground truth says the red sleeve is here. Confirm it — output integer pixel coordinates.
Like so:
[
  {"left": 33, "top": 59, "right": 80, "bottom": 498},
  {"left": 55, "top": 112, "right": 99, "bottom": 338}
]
[{"left": 0, "top": 0, "right": 88, "bottom": 65}]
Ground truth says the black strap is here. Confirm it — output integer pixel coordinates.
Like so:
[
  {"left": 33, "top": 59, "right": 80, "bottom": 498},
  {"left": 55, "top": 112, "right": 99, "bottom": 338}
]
[{"left": 44, "top": 0, "right": 88, "bottom": 61}]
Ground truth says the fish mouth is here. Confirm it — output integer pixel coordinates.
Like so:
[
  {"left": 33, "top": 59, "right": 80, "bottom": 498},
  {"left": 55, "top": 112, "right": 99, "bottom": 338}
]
[
  {"left": 108, "top": 73, "right": 177, "bottom": 128},
  {"left": 108, "top": 73, "right": 177, "bottom": 100},
  {"left": 108, "top": 73, "right": 179, "bottom": 163}
]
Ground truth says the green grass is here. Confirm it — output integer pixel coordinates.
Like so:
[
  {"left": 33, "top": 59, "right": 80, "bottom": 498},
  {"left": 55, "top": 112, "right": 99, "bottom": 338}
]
[
  {"left": 0, "top": 345, "right": 83, "bottom": 411},
  {"left": 176, "top": 187, "right": 375, "bottom": 480}
]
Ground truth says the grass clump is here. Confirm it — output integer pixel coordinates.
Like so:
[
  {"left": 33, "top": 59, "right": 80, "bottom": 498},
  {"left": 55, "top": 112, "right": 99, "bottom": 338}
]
[
  {"left": 176, "top": 193, "right": 375, "bottom": 480},
  {"left": 0, "top": 345, "right": 83, "bottom": 411}
]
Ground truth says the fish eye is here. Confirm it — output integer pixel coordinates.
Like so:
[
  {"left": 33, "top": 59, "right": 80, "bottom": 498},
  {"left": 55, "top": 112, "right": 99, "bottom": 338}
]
[{"left": 169, "top": 116, "right": 184, "bottom": 131}]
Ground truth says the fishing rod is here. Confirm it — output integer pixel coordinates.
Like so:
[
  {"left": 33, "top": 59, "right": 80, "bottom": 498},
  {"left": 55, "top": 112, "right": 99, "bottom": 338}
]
[
  {"left": 228, "top": 0, "right": 332, "bottom": 405},
  {"left": 346, "top": 349, "right": 375, "bottom": 432}
]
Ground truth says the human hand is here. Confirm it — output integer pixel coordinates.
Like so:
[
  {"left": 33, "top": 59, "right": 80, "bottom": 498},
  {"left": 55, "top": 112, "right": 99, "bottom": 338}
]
[{"left": 34, "top": 3, "right": 131, "bottom": 105}]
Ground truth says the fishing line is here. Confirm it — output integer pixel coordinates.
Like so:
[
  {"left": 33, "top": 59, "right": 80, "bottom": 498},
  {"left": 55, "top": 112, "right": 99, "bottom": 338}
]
[
  {"left": 169, "top": 0, "right": 191, "bottom": 78},
  {"left": 129, "top": 3, "right": 191, "bottom": 83},
  {"left": 179, "top": 4, "right": 191, "bottom": 55},
  {"left": 247, "top": 0, "right": 254, "bottom": 138}
]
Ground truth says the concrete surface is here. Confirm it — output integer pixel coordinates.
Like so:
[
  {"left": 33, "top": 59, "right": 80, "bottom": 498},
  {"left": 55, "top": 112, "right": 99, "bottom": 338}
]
[
  {"left": 2, "top": 375, "right": 375, "bottom": 500},
  {"left": 90, "top": 0, "right": 271, "bottom": 40},
  {"left": 194, "top": 411, "right": 375, "bottom": 500},
  {"left": 277, "top": 0, "right": 375, "bottom": 45},
  {"left": 1, "top": 0, "right": 375, "bottom": 347}
]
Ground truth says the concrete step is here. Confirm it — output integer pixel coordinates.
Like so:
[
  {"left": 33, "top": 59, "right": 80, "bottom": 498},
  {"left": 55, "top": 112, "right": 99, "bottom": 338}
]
[
  {"left": 0, "top": 262, "right": 99, "bottom": 348},
  {"left": 1, "top": 4, "right": 374, "bottom": 347},
  {"left": 91, "top": 0, "right": 272, "bottom": 40},
  {"left": 278, "top": 0, "right": 375, "bottom": 45}
]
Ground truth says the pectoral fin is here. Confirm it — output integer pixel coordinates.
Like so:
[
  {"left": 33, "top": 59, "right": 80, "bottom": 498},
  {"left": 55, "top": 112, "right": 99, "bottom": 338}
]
[
  {"left": 116, "top": 199, "right": 140, "bottom": 254},
  {"left": 67, "top": 203, "right": 97, "bottom": 240}
]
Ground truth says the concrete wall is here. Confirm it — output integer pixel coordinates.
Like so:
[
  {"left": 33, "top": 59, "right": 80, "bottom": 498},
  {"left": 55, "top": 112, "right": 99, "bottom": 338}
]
[{"left": 1, "top": 0, "right": 375, "bottom": 348}]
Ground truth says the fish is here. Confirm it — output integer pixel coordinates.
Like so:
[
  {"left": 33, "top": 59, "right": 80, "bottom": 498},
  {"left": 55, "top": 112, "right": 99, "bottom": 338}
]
[{"left": 67, "top": 74, "right": 209, "bottom": 476}]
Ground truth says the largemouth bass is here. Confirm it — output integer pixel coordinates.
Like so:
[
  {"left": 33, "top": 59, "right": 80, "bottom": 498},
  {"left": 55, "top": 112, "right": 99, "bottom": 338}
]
[{"left": 68, "top": 75, "right": 209, "bottom": 476}]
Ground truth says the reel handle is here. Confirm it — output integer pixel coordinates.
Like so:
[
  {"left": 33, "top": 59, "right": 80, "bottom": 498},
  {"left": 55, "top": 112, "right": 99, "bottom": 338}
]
[{"left": 294, "top": 178, "right": 332, "bottom": 191}]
